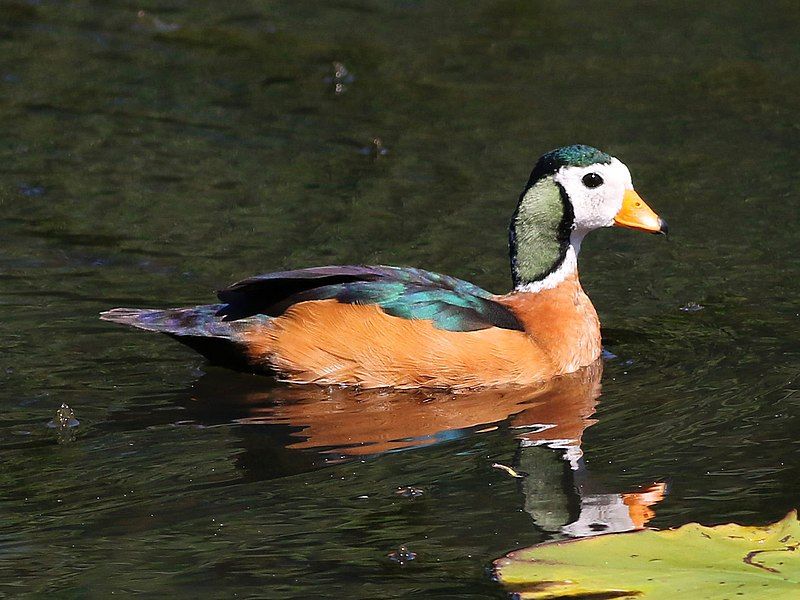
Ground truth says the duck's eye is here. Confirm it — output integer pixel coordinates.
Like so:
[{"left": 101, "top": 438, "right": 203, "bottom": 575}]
[{"left": 582, "top": 173, "right": 603, "bottom": 188}]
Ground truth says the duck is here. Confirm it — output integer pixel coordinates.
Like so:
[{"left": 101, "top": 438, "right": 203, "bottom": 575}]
[{"left": 101, "top": 144, "right": 666, "bottom": 389}]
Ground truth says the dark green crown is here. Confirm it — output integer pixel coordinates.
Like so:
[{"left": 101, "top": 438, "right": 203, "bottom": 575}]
[{"left": 525, "top": 144, "right": 613, "bottom": 188}]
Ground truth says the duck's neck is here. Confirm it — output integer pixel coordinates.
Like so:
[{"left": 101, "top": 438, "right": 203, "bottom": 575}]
[
  {"left": 509, "top": 176, "right": 581, "bottom": 292},
  {"left": 512, "top": 232, "right": 583, "bottom": 293},
  {"left": 513, "top": 239, "right": 582, "bottom": 293}
]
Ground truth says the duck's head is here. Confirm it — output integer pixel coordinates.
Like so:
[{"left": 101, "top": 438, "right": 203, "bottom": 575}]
[{"left": 510, "top": 144, "right": 666, "bottom": 291}]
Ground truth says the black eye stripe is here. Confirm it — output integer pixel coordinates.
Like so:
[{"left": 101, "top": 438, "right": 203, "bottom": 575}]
[{"left": 582, "top": 173, "right": 603, "bottom": 188}]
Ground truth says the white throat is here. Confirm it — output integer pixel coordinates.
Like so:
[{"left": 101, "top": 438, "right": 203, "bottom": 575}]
[{"left": 514, "top": 232, "right": 583, "bottom": 294}]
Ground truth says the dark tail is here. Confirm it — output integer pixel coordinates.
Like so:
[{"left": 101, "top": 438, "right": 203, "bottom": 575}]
[{"left": 100, "top": 305, "right": 261, "bottom": 370}]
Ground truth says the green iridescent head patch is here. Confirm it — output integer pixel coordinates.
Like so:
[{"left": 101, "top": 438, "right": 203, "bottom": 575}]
[{"left": 526, "top": 144, "right": 613, "bottom": 186}]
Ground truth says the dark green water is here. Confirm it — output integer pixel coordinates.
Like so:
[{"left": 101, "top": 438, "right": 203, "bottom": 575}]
[{"left": 2, "top": 1, "right": 799, "bottom": 597}]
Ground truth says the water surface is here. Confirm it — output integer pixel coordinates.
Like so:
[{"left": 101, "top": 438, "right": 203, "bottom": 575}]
[{"left": 1, "top": 1, "right": 799, "bottom": 597}]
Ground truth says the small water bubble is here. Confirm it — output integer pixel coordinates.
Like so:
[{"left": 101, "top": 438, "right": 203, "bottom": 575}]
[
  {"left": 48, "top": 403, "right": 79, "bottom": 430},
  {"left": 395, "top": 486, "right": 424, "bottom": 499},
  {"left": 332, "top": 61, "right": 349, "bottom": 80},
  {"left": 134, "top": 10, "right": 181, "bottom": 34},
  {"left": 358, "top": 137, "right": 390, "bottom": 160},
  {"left": 679, "top": 301, "right": 704, "bottom": 313},
  {"left": 387, "top": 545, "right": 416, "bottom": 565},
  {"left": 324, "top": 61, "right": 355, "bottom": 94},
  {"left": 18, "top": 183, "right": 45, "bottom": 197},
  {"left": 47, "top": 402, "right": 80, "bottom": 444},
  {"left": 48, "top": 403, "right": 79, "bottom": 444}
]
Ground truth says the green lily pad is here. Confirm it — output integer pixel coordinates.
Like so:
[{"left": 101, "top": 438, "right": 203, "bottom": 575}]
[{"left": 495, "top": 511, "right": 800, "bottom": 599}]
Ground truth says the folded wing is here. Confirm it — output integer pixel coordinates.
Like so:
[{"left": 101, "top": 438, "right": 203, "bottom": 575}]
[{"left": 217, "top": 265, "right": 522, "bottom": 333}]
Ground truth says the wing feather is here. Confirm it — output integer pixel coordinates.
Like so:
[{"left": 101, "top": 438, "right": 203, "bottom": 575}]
[{"left": 216, "top": 265, "right": 522, "bottom": 332}]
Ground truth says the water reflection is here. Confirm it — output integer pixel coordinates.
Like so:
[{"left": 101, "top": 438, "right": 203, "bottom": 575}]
[
  {"left": 226, "top": 363, "right": 600, "bottom": 457},
  {"left": 519, "top": 437, "right": 666, "bottom": 538},
  {"left": 178, "top": 359, "right": 665, "bottom": 537}
]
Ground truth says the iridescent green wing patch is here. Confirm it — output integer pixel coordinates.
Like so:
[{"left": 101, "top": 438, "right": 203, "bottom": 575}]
[{"left": 217, "top": 265, "right": 522, "bottom": 332}]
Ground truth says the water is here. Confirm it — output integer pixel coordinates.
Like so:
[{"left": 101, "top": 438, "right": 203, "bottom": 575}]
[{"left": 1, "top": 1, "right": 799, "bottom": 597}]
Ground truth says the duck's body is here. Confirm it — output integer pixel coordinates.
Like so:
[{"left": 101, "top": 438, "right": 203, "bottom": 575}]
[
  {"left": 102, "top": 145, "right": 666, "bottom": 389},
  {"left": 244, "top": 269, "right": 600, "bottom": 388}
]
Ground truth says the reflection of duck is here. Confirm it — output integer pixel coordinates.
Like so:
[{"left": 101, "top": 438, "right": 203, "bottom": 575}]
[
  {"left": 510, "top": 363, "right": 666, "bottom": 538},
  {"left": 118, "top": 359, "right": 664, "bottom": 532},
  {"left": 102, "top": 145, "right": 666, "bottom": 388},
  {"left": 185, "top": 360, "right": 666, "bottom": 533},
  {"left": 519, "top": 435, "right": 667, "bottom": 538},
  {"left": 193, "top": 360, "right": 604, "bottom": 457}
]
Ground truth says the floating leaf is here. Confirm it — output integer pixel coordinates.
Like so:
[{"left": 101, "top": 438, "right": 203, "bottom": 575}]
[{"left": 495, "top": 511, "right": 800, "bottom": 599}]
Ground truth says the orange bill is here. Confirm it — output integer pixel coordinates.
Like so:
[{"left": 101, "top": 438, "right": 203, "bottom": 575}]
[{"left": 614, "top": 189, "right": 667, "bottom": 234}]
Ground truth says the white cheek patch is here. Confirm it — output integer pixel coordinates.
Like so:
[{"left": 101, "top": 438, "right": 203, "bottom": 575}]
[{"left": 554, "top": 158, "right": 633, "bottom": 234}]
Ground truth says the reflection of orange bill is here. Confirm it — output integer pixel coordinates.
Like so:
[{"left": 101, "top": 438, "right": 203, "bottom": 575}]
[
  {"left": 622, "top": 482, "right": 669, "bottom": 529},
  {"left": 614, "top": 190, "right": 667, "bottom": 234}
]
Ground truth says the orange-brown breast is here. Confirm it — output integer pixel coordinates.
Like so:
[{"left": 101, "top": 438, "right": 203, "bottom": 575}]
[
  {"left": 495, "top": 271, "right": 602, "bottom": 376},
  {"left": 240, "top": 271, "right": 601, "bottom": 389}
]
